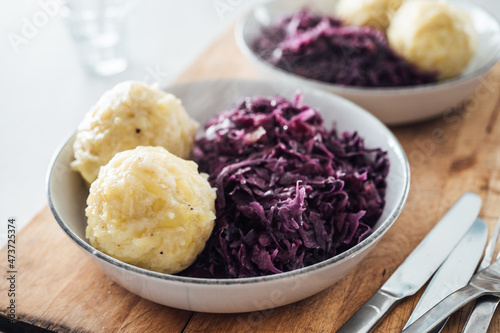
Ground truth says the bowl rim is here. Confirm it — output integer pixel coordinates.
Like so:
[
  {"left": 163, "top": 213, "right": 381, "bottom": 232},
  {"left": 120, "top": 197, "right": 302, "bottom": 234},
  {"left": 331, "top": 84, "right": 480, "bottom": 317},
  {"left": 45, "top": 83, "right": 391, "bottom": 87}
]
[
  {"left": 234, "top": 0, "right": 500, "bottom": 95},
  {"left": 46, "top": 78, "right": 410, "bottom": 286}
]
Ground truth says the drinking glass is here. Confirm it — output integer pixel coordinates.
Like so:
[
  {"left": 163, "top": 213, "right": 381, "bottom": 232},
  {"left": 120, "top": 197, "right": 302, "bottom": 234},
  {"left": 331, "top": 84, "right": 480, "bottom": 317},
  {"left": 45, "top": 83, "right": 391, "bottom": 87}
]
[{"left": 62, "top": 0, "right": 133, "bottom": 76}]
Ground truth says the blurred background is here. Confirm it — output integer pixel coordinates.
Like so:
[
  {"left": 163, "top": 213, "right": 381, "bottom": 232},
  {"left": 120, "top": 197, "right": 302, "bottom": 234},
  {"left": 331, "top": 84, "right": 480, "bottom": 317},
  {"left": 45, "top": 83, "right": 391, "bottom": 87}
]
[{"left": 1, "top": 0, "right": 499, "bottom": 242}]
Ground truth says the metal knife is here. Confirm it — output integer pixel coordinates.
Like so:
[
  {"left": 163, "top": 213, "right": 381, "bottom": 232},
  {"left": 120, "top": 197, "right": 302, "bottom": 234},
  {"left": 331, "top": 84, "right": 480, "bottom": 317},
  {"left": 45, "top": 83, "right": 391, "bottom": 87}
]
[
  {"left": 337, "top": 192, "right": 482, "bottom": 333},
  {"left": 401, "top": 254, "right": 500, "bottom": 333},
  {"left": 402, "top": 218, "right": 488, "bottom": 332}
]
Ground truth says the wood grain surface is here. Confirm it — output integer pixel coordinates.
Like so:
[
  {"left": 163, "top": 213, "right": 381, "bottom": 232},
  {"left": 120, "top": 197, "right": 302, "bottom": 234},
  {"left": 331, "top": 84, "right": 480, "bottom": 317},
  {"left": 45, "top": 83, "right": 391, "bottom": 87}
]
[{"left": 2, "top": 26, "right": 500, "bottom": 333}]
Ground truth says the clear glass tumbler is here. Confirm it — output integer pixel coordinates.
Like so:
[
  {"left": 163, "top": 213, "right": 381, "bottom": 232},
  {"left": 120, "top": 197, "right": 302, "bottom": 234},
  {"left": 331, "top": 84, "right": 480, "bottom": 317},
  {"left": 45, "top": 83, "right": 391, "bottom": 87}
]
[{"left": 62, "top": 0, "right": 132, "bottom": 76}]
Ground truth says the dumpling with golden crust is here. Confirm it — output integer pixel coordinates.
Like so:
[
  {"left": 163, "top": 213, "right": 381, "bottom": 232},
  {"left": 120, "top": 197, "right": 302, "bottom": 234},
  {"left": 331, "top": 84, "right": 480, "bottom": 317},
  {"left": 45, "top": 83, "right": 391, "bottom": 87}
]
[
  {"left": 387, "top": 1, "right": 477, "bottom": 80},
  {"left": 85, "top": 146, "right": 216, "bottom": 274},
  {"left": 72, "top": 81, "right": 198, "bottom": 184},
  {"left": 336, "top": 0, "right": 403, "bottom": 31}
]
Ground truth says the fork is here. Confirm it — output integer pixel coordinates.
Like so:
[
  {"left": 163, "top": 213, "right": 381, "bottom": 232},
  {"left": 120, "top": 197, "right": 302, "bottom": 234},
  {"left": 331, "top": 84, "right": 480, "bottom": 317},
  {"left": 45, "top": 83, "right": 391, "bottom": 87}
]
[{"left": 462, "top": 216, "right": 500, "bottom": 333}]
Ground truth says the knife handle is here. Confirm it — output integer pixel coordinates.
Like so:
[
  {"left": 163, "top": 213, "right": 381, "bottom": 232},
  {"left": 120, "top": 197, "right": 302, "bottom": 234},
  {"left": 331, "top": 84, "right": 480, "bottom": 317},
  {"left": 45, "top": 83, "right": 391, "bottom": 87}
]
[
  {"left": 402, "top": 285, "right": 485, "bottom": 333},
  {"left": 462, "top": 296, "right": 500, "bottom": 333},
  {"left": 337, "top": 290, "right": 401, "bottom": 333}
]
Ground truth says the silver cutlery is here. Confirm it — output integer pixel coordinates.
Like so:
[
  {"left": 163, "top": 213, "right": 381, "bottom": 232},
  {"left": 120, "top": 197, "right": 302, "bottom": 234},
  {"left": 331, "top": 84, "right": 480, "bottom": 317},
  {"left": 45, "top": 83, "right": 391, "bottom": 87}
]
[
  {"left": 402, "top": 249, "right": 500, "bottom": 333},
  {"left": 403, "top": 218, "right": 488, "bottom": 332},
  {"left": 462, "top": 216, "right": 500, "bottom": 333},
  {"left": 337, "top": 192, "right": 482, "bottom": 333}
]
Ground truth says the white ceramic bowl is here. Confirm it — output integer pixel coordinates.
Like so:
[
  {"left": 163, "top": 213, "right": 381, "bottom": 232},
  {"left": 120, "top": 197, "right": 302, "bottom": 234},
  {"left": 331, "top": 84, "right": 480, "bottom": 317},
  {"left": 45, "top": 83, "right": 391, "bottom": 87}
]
[
  {"left": 236, "top": 0, "right": 500, "bottom": 125},
  {"left": 47, "top": 79, "right": 409, "bottom": 313}
]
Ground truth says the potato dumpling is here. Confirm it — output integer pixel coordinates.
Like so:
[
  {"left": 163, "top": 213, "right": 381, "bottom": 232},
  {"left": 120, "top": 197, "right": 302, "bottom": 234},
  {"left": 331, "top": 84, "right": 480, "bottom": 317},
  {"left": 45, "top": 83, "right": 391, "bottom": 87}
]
[
  {"left": 72, "top": 81, "right": 198, "bottom": 184},
  {"left": 85, "top": 146, "right": 216, "bottom": 274},
  {"left": 336, "top": 0, "right": 403, "bottom": 31},
  {"left": 387, "top": 1, "right": 477, "bottom": 80}
]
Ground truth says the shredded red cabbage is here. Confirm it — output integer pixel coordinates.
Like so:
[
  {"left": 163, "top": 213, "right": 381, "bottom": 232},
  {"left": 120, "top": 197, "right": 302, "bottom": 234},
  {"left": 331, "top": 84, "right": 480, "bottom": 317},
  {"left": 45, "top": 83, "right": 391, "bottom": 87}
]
[
  {"left": 252, "top": 9, "right": 438, "bottom": 87},
  {"left": 179, "top": 94, "right": 389, "bottom": 278}
]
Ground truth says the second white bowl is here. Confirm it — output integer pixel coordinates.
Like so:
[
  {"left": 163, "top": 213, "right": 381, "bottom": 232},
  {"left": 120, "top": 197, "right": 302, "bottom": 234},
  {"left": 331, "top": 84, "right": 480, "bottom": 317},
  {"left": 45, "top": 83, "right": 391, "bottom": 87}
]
[{"left": 236, "top": 0, "right": 500, "bottom": 125}]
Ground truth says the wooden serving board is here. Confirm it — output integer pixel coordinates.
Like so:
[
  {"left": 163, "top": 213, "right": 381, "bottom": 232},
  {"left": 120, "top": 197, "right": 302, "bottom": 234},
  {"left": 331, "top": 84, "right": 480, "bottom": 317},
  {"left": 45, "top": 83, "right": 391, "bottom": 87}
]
[{"left": 3, "top": 26, "right": 500, "bottom": 333}]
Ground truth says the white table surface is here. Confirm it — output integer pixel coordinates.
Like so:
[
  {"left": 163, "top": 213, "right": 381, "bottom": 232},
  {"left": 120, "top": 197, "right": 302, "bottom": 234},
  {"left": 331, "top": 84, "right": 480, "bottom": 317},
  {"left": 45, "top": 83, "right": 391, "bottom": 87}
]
[{"left": 1, "top": 0, "right": 498, "bottom": 245}]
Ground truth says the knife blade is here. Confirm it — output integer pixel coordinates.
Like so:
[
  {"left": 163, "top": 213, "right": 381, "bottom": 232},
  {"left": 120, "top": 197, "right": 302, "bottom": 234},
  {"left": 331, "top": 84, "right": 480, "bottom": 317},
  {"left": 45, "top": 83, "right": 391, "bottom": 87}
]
[
  {"left": 402, "top": 253, "right": 500, "bottom": 333},
  {"left": 402, "top": 218, "right": 488, "bottom": 331},
  {"left": 337, "top": 192, "right": 482, "bottom": 333}
]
